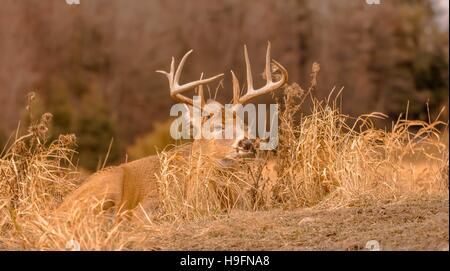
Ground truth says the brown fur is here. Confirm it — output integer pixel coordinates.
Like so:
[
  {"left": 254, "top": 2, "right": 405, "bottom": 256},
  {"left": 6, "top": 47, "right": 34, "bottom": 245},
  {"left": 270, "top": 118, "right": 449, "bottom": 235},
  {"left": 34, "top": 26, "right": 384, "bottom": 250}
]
[{"left": 56, "top": 140, "right": 242, "bottom": 215}]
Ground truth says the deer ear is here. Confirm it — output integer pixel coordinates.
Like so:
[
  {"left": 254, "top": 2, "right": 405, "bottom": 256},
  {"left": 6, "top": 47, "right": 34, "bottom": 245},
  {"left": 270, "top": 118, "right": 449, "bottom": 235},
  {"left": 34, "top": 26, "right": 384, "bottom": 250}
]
[
  {"left": 181, "top": 104, "right": 192, "bottom": 123},
  {"left": 170, "top": 103, "right": 195, "bottom": 139},
  {"left": 186, "top": 104, "right": 204, "bottom": 138},
  {"left": 177, "top": 104, "right": 201, "bottom": 138}
]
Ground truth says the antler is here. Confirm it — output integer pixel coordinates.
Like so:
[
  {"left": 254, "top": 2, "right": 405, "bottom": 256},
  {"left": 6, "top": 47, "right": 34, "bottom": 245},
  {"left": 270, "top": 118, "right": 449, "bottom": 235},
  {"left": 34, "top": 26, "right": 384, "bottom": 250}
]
[
  {"left": 157, "top": 50, "right": 224, "bottom": 106},
  {"left": 231, "top": 42, "right": 288, "bottom": 105}
]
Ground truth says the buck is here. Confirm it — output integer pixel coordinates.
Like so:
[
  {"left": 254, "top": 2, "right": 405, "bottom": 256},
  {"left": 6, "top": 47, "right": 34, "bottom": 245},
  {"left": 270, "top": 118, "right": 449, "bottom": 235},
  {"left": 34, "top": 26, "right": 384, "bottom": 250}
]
[{"left": 57, "top": 42, "right": 288, "bottom": 215}]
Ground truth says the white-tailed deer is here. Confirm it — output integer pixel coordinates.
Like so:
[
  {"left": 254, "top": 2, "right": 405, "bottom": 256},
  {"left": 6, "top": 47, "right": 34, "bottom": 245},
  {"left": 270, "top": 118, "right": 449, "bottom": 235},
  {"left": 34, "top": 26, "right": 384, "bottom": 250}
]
[{"left": 57, "top": 42, "right": 288, "bottom": 215}]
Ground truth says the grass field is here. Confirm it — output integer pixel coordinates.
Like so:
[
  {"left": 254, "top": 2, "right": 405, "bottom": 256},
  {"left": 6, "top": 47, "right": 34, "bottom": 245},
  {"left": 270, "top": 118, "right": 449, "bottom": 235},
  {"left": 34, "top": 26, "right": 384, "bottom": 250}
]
[{"left": 0, "top": 83, "right": 448, "bottom": 251}]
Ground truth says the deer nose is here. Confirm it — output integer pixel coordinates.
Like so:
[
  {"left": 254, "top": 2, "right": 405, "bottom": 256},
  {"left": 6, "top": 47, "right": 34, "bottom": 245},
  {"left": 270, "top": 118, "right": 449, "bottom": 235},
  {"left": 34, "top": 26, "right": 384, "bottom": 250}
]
[{"left": 239, "top": 139, "right": 254, "bottom": 151}]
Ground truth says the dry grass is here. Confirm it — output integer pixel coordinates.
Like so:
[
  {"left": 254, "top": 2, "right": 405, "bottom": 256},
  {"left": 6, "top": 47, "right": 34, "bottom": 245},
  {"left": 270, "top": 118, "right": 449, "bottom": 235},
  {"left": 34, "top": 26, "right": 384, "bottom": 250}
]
[
  {"left": 273, "top": 83, "right": 448, "bottom": 209},
  {"left": 0, "top": 73, "right": 448, "bottom": 250}
]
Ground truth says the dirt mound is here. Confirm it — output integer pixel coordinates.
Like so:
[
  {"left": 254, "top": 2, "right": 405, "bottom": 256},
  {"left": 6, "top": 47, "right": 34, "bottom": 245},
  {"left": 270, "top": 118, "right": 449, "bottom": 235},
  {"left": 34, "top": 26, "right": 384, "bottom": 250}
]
[{"left": 142, "top": 195, "right": 448, "bottom": 251}]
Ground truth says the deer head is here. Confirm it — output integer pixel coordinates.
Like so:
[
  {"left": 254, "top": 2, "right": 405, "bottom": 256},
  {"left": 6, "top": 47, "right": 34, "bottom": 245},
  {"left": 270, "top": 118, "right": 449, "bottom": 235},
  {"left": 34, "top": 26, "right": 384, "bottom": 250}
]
[{"left": 157, "top": 42, "right": 288, "bottom": 166}]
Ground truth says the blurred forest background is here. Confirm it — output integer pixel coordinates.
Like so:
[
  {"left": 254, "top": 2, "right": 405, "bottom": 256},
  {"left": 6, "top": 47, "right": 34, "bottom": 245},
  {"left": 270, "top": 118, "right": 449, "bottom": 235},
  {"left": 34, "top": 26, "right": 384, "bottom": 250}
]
[{"left": 0, "top": 0, "right": 448, "bottom": 170}]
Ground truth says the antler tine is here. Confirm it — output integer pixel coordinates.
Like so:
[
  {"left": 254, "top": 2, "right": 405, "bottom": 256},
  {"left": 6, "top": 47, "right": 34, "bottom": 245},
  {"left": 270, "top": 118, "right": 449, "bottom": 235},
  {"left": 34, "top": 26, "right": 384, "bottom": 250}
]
[
  {"left": 195, "top": 73, "right": 205, "bottom": 107},
  {"left": 238, "top": 42, "right": 288, "bottom": 104},
  {"left": 272, "top": 59, "right": 289, "bottom": 84},
  {"left": 157, "top": 50, "right": 224, "bottom": 106},
  {"left": 265, "top": 41, "right": 272, "bottom": 84},
  {"left": 171, "top": 50, "right": 224, "bottom": 96},
  {"left": 231, "top": 70, "right": 240, "bottom": 105},
  {"left": 244, "top": 45, "right": 253, "bottom": 91},
  {"left": 174, "top": 49, "right": 193, "bottom": 87},
  {"left": 156, "top": 57, "right": 175, "bottom": 82}
]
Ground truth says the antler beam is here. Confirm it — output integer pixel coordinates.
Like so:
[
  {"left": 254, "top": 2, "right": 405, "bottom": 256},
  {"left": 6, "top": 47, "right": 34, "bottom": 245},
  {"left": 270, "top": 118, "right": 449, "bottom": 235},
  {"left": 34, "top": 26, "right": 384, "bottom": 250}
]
[
  {"left": 158, "top": 43, "right": 288, "bottom": 107},
  {"left": 231, "top": 42, "right": 288, "bottom": 105},
  {"left": 157, "top": 50, "right": 224, "bottom": 106}
]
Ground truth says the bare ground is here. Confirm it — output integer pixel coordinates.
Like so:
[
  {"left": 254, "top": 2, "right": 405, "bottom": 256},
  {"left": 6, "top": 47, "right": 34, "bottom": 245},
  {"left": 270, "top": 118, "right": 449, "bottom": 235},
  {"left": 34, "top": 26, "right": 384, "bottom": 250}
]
[{"left": 141, "top": 195, "right": 449, "bottom": 251}]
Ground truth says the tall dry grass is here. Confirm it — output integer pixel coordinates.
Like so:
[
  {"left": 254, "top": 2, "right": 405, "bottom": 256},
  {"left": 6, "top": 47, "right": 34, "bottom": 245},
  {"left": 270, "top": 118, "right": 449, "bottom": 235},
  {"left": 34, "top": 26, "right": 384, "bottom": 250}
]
[
  {"left": 273, "top": 83, "right": 448, "bottom": 209},
  {"left": 0, "top": 70, "right": 448, "bottom": 249},
  {"left": 154, "top": 64, "right": 448, "bottom": 217},
  {"left": 0, "top": 93, "right": 80, "bottom": 249}
]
